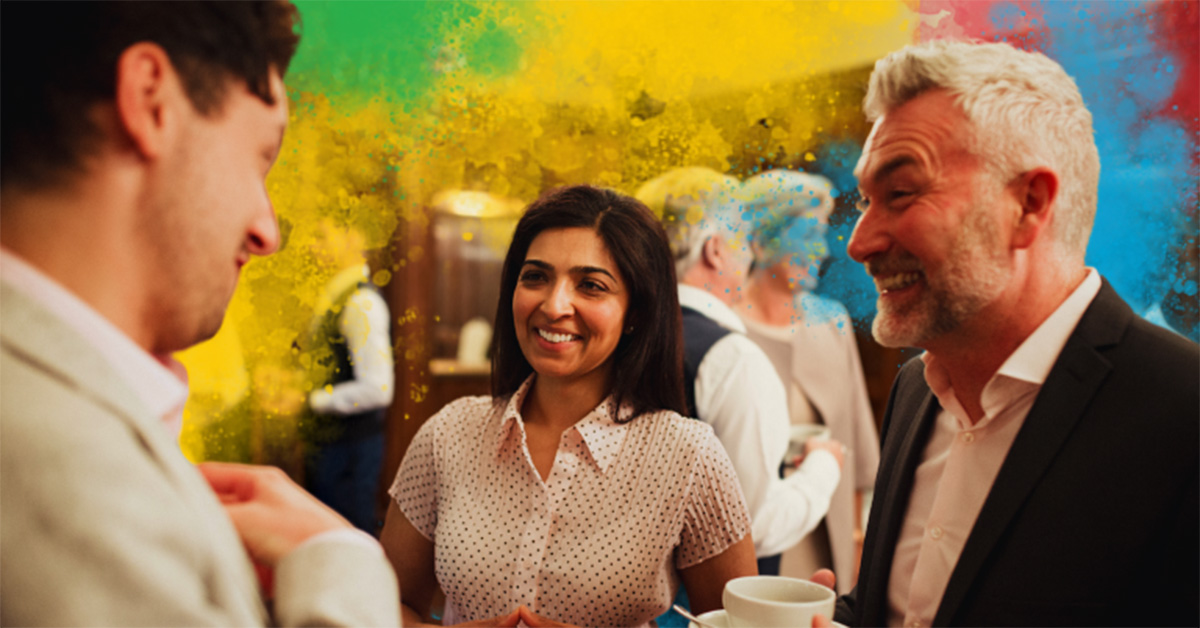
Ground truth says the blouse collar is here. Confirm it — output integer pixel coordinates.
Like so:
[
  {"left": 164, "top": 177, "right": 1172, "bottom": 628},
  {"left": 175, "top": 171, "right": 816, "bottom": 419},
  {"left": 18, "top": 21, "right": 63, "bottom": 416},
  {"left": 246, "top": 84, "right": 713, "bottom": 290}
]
[{"left": 495, "top": 375, "right": 633, "bottom": 474}]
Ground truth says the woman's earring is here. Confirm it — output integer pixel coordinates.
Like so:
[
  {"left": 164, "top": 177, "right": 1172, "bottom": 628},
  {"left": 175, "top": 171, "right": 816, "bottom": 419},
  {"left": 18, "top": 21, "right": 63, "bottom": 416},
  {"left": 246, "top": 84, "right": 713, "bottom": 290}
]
[{"left": 625, "top": 325, "right": 634, "bottom": 334}]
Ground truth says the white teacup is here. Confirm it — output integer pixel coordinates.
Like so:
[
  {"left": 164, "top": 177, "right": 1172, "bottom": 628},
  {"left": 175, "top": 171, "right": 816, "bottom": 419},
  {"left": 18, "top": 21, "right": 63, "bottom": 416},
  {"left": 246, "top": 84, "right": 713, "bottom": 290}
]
[{"left": 722, "top": 576, "right": 836, "bottom": 627}]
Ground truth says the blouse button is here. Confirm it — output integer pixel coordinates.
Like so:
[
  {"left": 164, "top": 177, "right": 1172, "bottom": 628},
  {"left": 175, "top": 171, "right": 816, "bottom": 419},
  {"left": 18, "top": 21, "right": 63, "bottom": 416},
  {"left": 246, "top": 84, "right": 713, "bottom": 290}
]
[
  {"left": 961, "top": 432, "right": 975, "bottom": 444},
  {"left": 929, "top": 525, "right": 944, "bottom": 540}
]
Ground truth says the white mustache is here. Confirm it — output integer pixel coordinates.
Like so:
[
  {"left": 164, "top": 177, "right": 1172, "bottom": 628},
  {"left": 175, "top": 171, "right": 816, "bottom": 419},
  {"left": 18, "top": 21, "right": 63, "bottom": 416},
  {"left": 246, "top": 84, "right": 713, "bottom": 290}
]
[{"left": 865, "top": 254, "right": 923, "bottom": 278}]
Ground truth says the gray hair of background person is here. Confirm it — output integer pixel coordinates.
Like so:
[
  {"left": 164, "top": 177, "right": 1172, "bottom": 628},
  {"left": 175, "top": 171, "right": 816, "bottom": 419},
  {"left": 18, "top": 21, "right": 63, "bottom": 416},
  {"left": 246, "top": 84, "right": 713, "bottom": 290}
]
[
  {"left": 862, "top": 39, "right": 1100, "bottom": 261},
  {"left": 634, "top": 167, "right": 745, "bottom": 278},
  {"left": 742, "top": 170, "right": 837, "bottom": 270}
]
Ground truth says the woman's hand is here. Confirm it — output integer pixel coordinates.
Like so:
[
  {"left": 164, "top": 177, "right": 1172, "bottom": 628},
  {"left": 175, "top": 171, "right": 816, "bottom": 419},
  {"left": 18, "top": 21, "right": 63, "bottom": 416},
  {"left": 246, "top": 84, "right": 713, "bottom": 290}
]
[
  {"left": 516, "top": 605, "right": 580, "bottom": 627},
  {"left": 444, "top": 606, "right": 576, "bottom": 628}
]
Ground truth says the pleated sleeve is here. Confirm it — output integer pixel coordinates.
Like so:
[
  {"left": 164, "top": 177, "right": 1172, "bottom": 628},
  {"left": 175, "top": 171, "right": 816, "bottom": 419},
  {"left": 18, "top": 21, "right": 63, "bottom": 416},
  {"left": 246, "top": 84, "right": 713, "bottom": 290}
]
[{"left": 675, "top": 428, "right": 753, "bottom": 569}]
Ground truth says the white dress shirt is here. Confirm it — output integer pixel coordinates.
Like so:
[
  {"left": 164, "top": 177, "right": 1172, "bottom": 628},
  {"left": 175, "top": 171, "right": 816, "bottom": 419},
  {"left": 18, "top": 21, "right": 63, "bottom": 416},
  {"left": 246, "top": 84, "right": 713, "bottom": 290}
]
[
  {"left": 679, "top": 284, "right": 841, "bottom": 557},
  {"left": 887, "top": 269, "right": 1102, "bottom": 628},
  {"left": 308, "top": 265, "right": 395, "bottom": 415}
]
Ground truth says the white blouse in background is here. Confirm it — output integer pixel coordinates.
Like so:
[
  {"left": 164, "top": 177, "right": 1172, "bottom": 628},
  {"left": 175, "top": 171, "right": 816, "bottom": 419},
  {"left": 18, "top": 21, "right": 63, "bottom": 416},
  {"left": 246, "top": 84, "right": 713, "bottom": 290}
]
[{"left": 390, "top": 376, "right": 752, "bottom": 627}]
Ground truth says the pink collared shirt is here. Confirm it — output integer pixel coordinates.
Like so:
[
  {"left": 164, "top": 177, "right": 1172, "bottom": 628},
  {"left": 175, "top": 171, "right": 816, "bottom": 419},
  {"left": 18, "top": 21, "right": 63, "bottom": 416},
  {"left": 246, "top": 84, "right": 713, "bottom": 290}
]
[
  {"left": 390, "top": 376, "right": 752, "bottom": 627},
  {"left": 0, "top": 248, "right": 187, "bottom": 435},
  {"left": 887, "top": 269, "right": 1102, "bottom": 628}
]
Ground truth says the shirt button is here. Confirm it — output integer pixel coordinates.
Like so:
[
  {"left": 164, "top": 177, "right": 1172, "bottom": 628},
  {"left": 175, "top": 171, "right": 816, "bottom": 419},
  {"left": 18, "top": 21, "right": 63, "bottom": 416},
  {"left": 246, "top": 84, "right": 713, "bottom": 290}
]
[
  {"left": 961, "top": 432, "right": 975, "bottom": 443},
  {"left": 908, "top": 621, "right": 922, "bottom": 628},
  {"left": 929, "top": 525, "right": 944, "bottom": 540},
  {"left": 523, "top": 558, "right": 535, "bottom": 570}
]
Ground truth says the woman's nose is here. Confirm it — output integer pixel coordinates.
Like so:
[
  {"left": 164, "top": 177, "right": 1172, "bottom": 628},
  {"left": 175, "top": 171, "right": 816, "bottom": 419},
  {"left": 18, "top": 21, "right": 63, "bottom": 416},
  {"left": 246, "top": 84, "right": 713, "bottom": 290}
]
[{"left": 540, "top": 281, "right": 574, "bottom": 318}]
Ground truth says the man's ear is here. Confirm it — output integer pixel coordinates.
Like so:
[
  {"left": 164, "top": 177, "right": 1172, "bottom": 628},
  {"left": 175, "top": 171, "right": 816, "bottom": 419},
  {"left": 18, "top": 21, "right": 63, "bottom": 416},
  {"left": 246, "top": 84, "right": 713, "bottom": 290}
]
[
  {"left": 1010, "top": 167, "right": 1059, "bottom": 250},
  {"left": 701, "top": 234, "right": 726, "bottom": 271},
  {"left": 114, "top": 43, "right": 182, "bottom": 160},
  {"left": 748, "top": 238, "right": 767, "bottom": 268}
]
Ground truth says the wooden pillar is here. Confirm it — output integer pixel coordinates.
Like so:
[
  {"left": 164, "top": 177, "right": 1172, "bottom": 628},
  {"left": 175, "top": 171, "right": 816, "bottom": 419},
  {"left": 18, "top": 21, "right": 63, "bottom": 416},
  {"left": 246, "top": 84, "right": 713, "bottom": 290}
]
[{"left": 377, "top": 209, "right": 436, "bottom": 518}]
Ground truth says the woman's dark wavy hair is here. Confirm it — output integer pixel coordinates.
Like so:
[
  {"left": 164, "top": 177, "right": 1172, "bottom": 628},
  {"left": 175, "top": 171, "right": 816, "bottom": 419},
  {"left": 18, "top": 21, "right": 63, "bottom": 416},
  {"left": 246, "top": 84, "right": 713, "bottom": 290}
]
[{"left": 491, "top": 185, "right": 686, "bottom": 420}]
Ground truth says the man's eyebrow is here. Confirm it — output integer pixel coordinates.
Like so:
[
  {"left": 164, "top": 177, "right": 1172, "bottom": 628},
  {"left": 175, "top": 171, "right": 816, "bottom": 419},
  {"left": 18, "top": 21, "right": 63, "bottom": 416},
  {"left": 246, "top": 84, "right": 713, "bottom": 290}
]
[{"left": 866, "top": 155, "right": 918, "bottom": 184}]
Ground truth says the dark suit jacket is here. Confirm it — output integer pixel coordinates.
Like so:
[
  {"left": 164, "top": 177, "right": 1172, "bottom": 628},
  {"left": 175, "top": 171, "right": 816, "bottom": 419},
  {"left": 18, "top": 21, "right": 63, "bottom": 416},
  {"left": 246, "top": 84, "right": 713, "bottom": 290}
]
[{"left": 836, "top": 280, "right": 1199, "bottom": 626}]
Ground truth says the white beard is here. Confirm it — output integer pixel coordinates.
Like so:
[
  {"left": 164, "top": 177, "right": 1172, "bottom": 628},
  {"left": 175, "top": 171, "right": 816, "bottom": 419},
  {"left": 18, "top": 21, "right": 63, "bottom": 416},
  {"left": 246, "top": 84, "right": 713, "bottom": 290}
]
[{"left": 871, "top": 206, "right": 1010, "bottom": 348}]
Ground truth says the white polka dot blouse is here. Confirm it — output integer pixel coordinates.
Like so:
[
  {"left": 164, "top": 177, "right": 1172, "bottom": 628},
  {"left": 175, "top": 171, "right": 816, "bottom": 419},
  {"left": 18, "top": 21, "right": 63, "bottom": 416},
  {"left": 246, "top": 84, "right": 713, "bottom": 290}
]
[{"left": 390, "top": 376, "right": 752, "bottom": 627}]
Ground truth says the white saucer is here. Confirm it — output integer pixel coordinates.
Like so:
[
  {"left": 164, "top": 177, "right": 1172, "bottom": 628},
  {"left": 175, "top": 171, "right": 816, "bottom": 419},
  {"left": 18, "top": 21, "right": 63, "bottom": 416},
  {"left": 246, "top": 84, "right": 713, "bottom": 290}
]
[
  {"left": 687, "top": 609, "right": 730, "bottom": 628},
  {"left": 687, "top": 609, "right": 847, "bottom": 628}
]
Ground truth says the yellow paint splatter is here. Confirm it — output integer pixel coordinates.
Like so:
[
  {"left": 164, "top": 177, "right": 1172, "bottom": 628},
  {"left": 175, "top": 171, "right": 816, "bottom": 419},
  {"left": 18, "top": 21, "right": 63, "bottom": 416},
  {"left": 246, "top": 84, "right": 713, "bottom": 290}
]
[{"left": 180, "top": 1, "right": 920, "bottom": 464}]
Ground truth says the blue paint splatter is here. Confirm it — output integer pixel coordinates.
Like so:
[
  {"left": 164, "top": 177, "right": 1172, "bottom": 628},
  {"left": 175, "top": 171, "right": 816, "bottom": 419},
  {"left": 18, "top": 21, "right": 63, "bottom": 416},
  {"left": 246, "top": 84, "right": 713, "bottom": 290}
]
[
  {"left": 809, "top": 138, "right": 878, "bottom": 330},
  {"left": 1032, "top": 1, "right": 1195, "bottom": 326},
  {"left": 989, "top": 2, "right": 1028, "bottom": 31}
]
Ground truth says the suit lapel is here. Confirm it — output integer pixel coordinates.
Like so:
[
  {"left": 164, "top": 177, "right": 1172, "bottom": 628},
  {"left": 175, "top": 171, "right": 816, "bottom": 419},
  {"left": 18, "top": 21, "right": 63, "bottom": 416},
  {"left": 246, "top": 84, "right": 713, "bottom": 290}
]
[
  {"left": 933, "top": 281, "right": 1129, "bottom": 625},
  {"left": 861, "top": 361, "right": 941, "bottom": 626},
  {"left": 0, "top": 282, "right": 190, "bottom": 484}
]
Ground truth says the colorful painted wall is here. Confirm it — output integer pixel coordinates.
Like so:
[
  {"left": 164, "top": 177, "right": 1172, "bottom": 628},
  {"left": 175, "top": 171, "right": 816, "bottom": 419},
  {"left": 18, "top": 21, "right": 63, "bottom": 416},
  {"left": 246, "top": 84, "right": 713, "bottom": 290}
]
[{"left": 178, "top": 0, "right": 1199, "bottom": 461}]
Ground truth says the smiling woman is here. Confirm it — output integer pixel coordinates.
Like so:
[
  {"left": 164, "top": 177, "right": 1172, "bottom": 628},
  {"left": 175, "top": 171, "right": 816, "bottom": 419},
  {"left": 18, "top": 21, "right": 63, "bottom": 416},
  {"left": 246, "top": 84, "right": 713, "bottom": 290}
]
[
  {"left": 380, "top": 185, "right": 757, "bottom": 627},
  {"left": 511, "top": 226, "right": 630, "bottom": 393},
  {"left": 492, "top": 186, "right": 687, "bottom": 420}
]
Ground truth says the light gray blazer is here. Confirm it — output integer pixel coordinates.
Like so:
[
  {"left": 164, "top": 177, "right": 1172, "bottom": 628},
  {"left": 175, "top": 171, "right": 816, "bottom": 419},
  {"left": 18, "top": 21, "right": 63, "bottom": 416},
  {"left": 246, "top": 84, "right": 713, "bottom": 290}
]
[
  {"left": 743, "top": 297, "right": 881, "bottom": 593},
  {"left": 0, "top": 281, "right": 400, "bottom": 626}
]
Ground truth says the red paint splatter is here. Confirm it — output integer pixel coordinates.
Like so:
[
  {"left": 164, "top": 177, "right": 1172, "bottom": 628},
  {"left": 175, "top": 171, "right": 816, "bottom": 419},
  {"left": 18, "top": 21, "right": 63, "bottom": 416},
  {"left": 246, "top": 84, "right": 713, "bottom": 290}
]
[
  {"left": 1149, "top": 0, "right": 1199, "bottom": 183},
  {"left": 915, "top": 0, "right": 1049, "bottom": 50}
]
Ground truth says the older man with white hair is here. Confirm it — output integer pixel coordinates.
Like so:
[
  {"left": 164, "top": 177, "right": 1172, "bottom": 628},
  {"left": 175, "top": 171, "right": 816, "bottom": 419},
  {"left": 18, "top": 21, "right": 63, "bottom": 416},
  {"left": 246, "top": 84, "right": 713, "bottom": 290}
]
[
  {"left": 826, "top": 39, "right": 1198, "bottom": 627},
  {"left": 636, "top": 167, "right": 845, "bottom": 578}
]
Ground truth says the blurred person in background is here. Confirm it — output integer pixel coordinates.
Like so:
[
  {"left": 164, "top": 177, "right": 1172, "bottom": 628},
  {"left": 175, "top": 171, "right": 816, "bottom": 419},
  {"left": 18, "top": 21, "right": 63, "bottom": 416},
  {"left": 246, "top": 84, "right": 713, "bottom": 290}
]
[
  {"left": 302, "top": 219, "right": 395, "bottom": 535},
  {"left": 737, "top": 169, "right": 880, "bottom": 593},
  {"left": 0, "top": 2, "right": 399, "bottom": 626},
  {"left": 637, "top": 167, "right": 844, "bottom": 579},
  {"left": 381, "top": 185, "right": 756, "bottom": 627}
]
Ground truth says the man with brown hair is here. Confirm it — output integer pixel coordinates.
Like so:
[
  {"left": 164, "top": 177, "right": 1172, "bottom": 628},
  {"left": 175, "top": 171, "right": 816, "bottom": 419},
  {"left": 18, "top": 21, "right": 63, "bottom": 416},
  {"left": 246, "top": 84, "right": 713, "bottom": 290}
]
[{"left": 0, "top": 3, "right": 400, "bottom": 625}]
